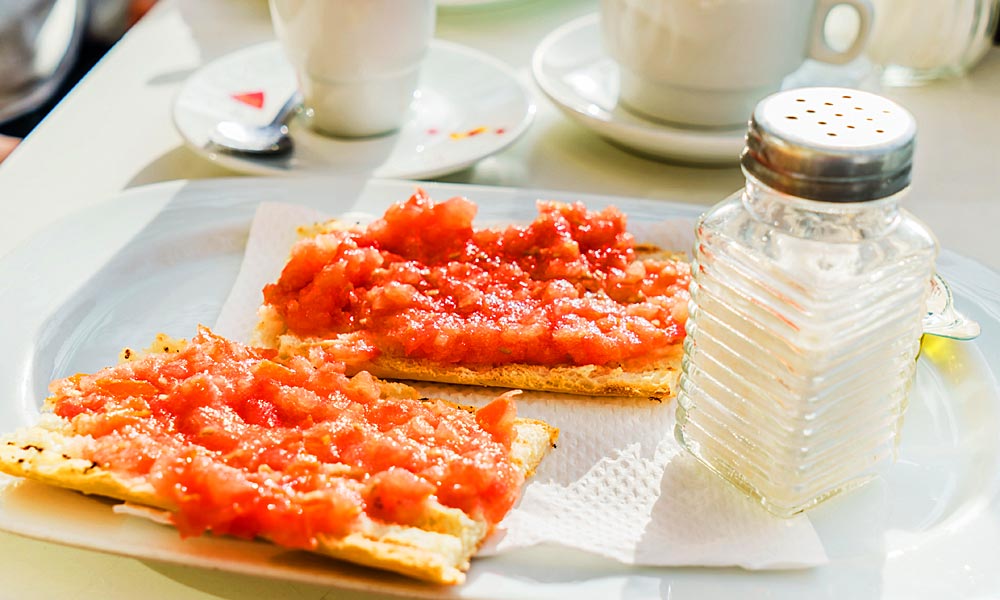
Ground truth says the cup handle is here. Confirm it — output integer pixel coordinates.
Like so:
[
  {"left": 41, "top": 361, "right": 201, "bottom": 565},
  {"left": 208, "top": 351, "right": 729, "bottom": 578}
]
[{"left": 809, "top": 0, "right": 874, "bottom": 65}]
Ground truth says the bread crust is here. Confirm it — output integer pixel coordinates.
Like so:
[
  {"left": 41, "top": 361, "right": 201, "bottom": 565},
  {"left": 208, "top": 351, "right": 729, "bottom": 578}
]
[
  {"left": 272, "top": 334, "right": 682, "bottom": 399},
  {"left": 0, "top": 416, "right": 170, "bottom": 510},
  {"left": 0, "top": 383, "right": 557, "bottom": 585}
]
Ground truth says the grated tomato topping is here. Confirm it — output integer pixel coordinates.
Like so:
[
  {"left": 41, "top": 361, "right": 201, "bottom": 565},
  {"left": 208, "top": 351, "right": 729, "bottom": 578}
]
[
  {"left": 50, "top": 328, "right": 523, "bottom": 548},
  {"left": 263, "top": 190, "right": 691, "bottom": 367}
]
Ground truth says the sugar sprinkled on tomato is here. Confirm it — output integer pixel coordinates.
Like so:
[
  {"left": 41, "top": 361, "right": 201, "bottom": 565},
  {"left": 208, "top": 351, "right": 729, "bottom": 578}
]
[
  {"left": 49, "top": 328, "right": 524, "bottom": 548},
  {"left": 263, "top": 191, "right": 691, "bottom": 368}
]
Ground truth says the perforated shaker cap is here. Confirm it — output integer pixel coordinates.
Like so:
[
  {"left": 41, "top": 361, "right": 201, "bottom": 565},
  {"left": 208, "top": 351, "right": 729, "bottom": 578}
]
[{"left": 741, "top": 87, "right": 917, "bottom": 202}]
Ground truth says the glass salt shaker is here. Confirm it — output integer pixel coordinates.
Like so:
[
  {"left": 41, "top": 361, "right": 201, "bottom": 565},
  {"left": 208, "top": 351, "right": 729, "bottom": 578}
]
[{"left": 675, "top": 87, "right": 938, "bottom": 518}]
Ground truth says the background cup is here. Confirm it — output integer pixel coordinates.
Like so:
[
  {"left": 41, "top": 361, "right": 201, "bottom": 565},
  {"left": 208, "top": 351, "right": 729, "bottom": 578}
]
[
  {"left": 600, "top": 0, "right": 873, "bottom": 129},
  {"left": 269, "top": 0, "right": 435, "bottom": 138}
]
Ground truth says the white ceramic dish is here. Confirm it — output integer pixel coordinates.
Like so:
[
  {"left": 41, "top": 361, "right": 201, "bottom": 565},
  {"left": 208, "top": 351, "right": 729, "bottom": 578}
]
[
  {"left": 173, "top": 41, "right": 534, "bottom": 179},
  {"left": 0, "top": 177, "right": 998, "bottom": 599}
]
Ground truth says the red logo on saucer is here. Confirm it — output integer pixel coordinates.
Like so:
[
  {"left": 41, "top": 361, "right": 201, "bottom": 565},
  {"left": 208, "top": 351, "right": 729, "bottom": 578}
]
[{"left": 231, "top": 91, "right": 265, "bottom": 109}]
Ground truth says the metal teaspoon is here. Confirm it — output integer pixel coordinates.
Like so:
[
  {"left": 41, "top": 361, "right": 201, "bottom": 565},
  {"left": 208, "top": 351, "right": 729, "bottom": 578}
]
[{"left": 208, "top": 91, "right": 302, "bottom": 155}]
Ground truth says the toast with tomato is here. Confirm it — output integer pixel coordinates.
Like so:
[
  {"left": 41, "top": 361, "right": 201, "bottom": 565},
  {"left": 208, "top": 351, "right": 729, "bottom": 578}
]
[
  {"left": 0, "top": 328, "right": 557, "bottom": 585},
  {"left": 255, "top": 191, "right": 691, "bottom": 399}
]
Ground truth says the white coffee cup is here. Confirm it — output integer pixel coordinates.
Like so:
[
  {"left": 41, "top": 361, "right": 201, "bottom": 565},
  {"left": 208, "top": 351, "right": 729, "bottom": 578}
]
[
  {"left": 600, "top": 0, "right": 874, "bottom": 129},
  {"left": 269, "top": 0, "right": 435, "bottom": 138}
]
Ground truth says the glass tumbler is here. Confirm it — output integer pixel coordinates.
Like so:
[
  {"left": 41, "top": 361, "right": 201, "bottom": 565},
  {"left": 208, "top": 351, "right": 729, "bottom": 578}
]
[{"left": 866, "top": 0, "right": 1000, "bottom": 85}]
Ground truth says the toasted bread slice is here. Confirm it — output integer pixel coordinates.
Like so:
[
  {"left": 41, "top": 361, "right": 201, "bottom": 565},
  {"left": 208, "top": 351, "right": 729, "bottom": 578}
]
[
  {"left": 255, "top": 218, "right": 687, "bottom": 400},
  {"left": 0, "top": 414, "right": 555, "bottom": 585},
  {"left": 0, "top": 335, "right": 557, "bottom": 585}
]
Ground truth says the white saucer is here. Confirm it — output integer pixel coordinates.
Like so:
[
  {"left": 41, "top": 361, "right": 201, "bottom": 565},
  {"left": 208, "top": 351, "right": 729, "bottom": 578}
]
[
  {"left": 532, "top": 14, "right": 747, "bottom": 166},
  {"left": 173, "top": 40, "right": 534, "bottom": 179}
]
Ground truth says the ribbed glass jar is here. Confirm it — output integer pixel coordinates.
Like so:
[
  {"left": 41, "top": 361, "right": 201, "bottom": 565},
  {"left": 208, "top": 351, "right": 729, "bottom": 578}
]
[{"left": 675, "top": 87, "right": 938, "bottom": 517}]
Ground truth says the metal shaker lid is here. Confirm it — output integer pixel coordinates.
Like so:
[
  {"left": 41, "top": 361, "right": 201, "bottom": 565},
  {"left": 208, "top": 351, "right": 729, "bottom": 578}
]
[{"left": 741, "top": 87, "right": 916, "bottom": 202}]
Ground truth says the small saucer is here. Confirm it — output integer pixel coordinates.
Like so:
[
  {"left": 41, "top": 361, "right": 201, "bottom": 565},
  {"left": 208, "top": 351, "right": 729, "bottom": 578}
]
[
  {"left": 173, "top": 40, "right": 534, "bottom": 179},
  {"left": 532, "top": 14, "right": 747, "bottom": 166}
]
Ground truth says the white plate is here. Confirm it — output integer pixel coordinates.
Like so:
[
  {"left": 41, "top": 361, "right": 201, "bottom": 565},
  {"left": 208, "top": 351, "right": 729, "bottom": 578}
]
[
  {"left": 1, "top": 177, "right": 999, "bottom": 599},
  {"left": 173, "top": 41, "right": 534, "bottom": 179}
]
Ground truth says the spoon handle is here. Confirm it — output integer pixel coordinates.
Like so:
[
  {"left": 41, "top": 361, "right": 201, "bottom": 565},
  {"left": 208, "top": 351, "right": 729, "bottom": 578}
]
[
  {"left": 270, "top": 91, "right": 303, "bottom": 127},
  {"left": 923, "top": 274, "right": 981, "bottom": 341}
]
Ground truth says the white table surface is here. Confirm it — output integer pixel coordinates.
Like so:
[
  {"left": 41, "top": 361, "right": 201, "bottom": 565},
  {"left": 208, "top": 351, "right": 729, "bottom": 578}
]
[{"left": 0, "top": 1, "right": 997, "bottom": 598}]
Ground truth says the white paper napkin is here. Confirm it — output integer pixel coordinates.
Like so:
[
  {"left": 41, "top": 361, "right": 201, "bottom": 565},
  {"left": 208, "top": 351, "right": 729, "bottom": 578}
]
[{"left": 214, "top": 202, "right": 828, "bottom": 570}]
